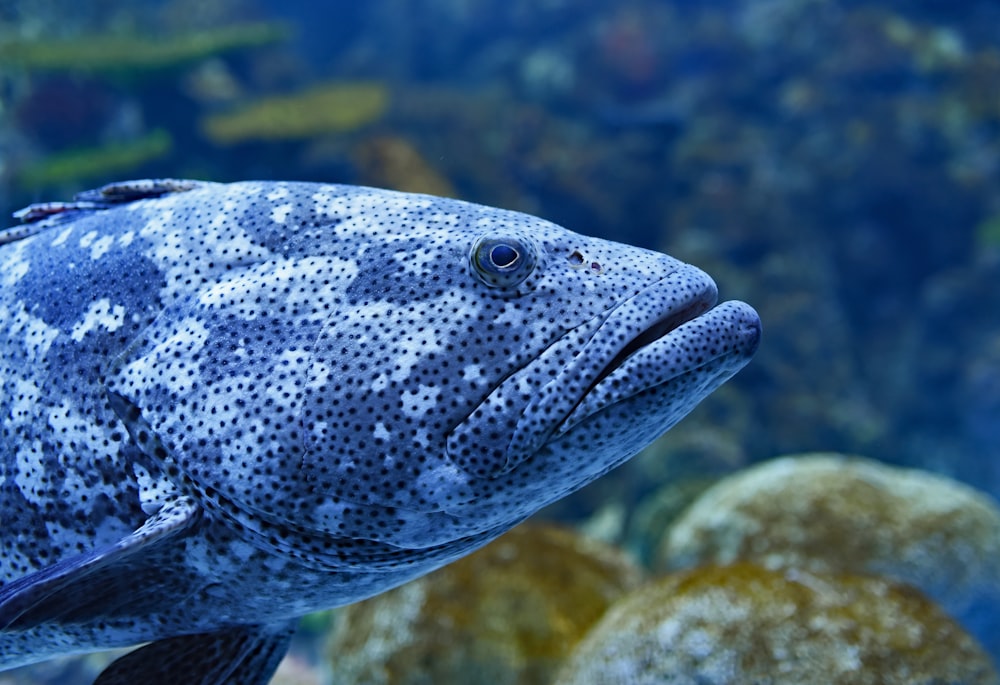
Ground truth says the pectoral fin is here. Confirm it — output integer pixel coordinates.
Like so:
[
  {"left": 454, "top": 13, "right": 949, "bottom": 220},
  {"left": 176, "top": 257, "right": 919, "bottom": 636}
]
[
  {"left": 94, "top": 620, "right": 298, "bottom": 685},
  {"left": 0, "top": 496, "right": 200, "bottom": 630}
]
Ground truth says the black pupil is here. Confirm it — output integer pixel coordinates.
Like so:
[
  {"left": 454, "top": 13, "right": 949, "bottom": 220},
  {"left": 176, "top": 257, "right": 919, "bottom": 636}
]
[{"left": 490, "top": 244, "right": 519, "bottom": 268}]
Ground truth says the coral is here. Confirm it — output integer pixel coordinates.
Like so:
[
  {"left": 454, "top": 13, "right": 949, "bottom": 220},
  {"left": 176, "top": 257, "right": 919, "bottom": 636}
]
[
  {"left": 326, "top": 523, "right": 642, "bottom": 685},
  {"left": 201, "top": 82, "right": 388, "bottom": 144},
  {"left": 553, "top": 563, "right": 999, "bottom": 685},
  {"left": 0, "top": 23, "right": 289, "bottom": 73},
  {"left": 16, "top": 130, "right": 172, "bottom": 188}
]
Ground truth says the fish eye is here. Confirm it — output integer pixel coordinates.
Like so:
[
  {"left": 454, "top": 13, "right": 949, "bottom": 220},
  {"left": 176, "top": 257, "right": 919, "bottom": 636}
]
[
  {"left": 470, "top": 233, "right": 538, "bottom": 288},
  {"left": 490, "top": 244, "right": 519, "bottom": 268}
]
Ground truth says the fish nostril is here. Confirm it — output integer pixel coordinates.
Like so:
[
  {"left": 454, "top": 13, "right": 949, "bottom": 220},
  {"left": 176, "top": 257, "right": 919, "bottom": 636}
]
[{"left": 566, "top": 250, "right": 601, "bottom": 274}]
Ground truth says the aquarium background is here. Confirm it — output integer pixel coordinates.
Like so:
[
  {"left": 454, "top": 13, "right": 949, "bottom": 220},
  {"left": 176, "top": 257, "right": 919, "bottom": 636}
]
[{"left": 2, "top": 0, "right": 999, "bottom": 682}]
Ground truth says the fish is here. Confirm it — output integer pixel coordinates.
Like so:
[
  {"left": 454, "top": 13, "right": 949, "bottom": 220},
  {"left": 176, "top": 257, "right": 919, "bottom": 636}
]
[{"left": 0, "top": 179, "right": 760, "bottom": 684}]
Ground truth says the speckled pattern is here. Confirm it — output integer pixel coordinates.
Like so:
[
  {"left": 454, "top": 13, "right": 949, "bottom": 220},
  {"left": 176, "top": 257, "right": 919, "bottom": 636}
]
[{"left": 0, "top": 179, "right": 759, "bottom": 682}]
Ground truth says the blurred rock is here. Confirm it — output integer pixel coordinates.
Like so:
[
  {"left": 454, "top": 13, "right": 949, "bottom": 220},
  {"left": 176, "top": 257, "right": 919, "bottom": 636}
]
[
  {"left": 658, "top": 453, "right": 1000, "bottom": 655},
  {"left": 326, "top": 523, "right": 642, "bottom": 685},
  {"left": 271, "top": 652, "right": 322, "bottom": 685},
  {"left": 553, "top": 563, "right": 999, "bottom": 685},
  {"left": 624, "top": 475, "right": 717, "bottom": 566}
]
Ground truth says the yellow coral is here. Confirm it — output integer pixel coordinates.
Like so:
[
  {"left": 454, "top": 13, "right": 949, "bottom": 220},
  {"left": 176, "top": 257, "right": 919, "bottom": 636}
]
[
  {"left": 0, "top": 23, "right": 289, "bottom": 73},
  {"left": 17, "top": 130, "right": 172, "bottom": 188},
  {"left": 201, "top": 82, "right": 389, "bottom": 144},
  {"left": 355, "top": 136, "right": 456, "bottom": 198}
]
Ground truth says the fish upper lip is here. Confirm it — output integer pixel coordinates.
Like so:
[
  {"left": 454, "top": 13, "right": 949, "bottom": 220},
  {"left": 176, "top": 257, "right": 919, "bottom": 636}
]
[
  {"left": 556, "top": 298, "right": 761, "bottom": 438},
  {"left": 583, "top": 288, "right": 716, "bottom": 397},
  {"left": 502, "top": 265, "right": 720, "bottom": 468}
]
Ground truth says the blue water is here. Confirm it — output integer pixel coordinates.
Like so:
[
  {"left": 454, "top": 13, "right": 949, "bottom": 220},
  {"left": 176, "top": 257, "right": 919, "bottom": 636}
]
[{"left": 1, "top": 0, "right": 999, "bottom": 679}]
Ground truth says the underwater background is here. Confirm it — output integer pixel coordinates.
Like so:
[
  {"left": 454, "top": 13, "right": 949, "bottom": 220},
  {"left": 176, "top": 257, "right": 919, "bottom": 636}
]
[{"left": 2, "top": 0, "right": 999, "bottom": 682}]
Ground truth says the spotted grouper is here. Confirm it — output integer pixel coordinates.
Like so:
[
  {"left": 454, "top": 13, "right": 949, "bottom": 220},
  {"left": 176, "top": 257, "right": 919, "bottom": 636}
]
[{"left": 0, "top": 179, "right": 760, "bottom": 683}]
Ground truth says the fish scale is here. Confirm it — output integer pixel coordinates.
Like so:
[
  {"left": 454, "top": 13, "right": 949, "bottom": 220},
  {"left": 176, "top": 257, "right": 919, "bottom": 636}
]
[{"left": 0, "top": 178, "right": 760, "bottom": 684}]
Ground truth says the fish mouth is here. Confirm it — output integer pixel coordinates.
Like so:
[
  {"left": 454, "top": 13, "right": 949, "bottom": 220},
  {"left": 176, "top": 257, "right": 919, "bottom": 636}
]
[
  {"left": 504, "top": 265, "right": 759, "bottom": 466},
  {"left": 554, "top": 298, "right": 761, "bottom": 440},
  {"left": 583, "top": 294, "right": 716, "bottom": 397},
  {"left": 445, "top": 264, "right": 760, "bottom": 478}
]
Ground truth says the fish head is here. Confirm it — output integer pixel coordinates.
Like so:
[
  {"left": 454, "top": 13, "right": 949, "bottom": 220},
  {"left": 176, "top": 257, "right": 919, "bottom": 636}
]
[{"left": 106, "top": 183, "right": 759, "bottom": 569}]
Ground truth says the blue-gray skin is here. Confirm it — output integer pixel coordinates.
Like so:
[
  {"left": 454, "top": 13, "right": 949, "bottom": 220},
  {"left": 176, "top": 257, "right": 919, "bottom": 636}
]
[{"left": 0, "top": 179, "right": 760, "bottom": 684}]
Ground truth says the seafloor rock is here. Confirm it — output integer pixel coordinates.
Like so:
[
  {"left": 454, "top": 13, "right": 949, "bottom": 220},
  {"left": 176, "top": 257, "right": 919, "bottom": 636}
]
[
  {"left": 326, "top": 523, "right": 643, "bottom": 685},
  {"left": 659, "top": 454, "right": 1000, "bottom": 616},
  {"left": 552, "top": 563, "right": 1000, "bottom": 685}
]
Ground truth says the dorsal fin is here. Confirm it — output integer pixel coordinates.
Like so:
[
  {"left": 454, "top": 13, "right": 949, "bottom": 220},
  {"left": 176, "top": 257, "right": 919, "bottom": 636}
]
[
  {"left": 72, "top": 178, "right": 207, "bottom": 204},
  {"left": 2, "top": 178, "right": 209, "bottom": 244}
]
